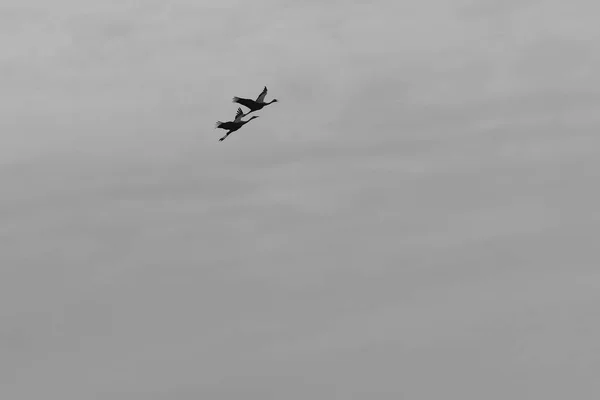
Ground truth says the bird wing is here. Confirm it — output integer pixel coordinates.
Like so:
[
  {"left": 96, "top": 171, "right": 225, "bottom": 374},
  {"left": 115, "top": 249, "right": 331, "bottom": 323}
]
[
  {"left": 256, "top": 86, "right": 268, "bottom": 103},
  {"left": 234, "top": 107, "right": 245, "bottom": 122},
  {"left": 233, "top": 96, "right": 256, "bottom": 109}
]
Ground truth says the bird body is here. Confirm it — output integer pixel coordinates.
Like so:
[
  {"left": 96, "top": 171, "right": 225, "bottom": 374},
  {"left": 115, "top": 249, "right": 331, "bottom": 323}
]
[
  {"left": 232, "top": 86, "right": 278, "bottom": 114},
  {"left": 215, "top": 107, "right": 258, "bottom": 141}
]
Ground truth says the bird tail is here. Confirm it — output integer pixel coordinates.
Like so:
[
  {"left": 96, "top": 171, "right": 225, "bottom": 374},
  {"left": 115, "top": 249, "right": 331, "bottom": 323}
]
[
  {"left": 232, "top": 97, "right": 240, "bottom": 103},
  {"left": 215, "top": 121, "right": 223, "bottom": 128}
]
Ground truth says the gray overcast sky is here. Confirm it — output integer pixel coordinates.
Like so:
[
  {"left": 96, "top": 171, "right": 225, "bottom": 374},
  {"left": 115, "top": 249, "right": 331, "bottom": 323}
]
[{"left": 2, "top": 0, "right": 600, "bottom": 398}]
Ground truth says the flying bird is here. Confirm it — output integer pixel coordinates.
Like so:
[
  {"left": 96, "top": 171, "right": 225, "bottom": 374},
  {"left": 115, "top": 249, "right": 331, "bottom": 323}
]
[
  {"left": 215, "top": 107, "right": 259, "bottom": 141},
  {"left": 232, "top": 86, "right": 278, "bottom": 114}
]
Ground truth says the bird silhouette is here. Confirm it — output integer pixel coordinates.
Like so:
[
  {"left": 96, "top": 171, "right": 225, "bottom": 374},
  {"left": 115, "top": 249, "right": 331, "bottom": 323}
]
[
  {"left": 215, "top": 107, "right": 259, "bottom": 141},
  {"left": 232, "top": 86, "right": 278, "bottom": 114}
]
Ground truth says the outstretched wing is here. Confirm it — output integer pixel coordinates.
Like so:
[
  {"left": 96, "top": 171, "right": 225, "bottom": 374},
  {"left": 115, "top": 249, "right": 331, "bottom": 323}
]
[
  {"left": 234, "top": 107, "right": 245, "bottom": 122},
  {"left": 233, "top": 96, "right": 256, "bottom": 109},
  {"left": 256, "top": 86, "right": 268, "bottom": 103}
]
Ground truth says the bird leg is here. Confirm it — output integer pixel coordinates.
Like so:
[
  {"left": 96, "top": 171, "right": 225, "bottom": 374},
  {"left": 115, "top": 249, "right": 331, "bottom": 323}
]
[{"left": 219, "top": 131, "right": 232, "bottom": 141}]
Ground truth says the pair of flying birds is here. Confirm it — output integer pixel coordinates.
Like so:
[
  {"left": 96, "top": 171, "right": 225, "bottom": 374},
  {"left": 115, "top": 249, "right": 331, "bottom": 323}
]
[{"left": 215, "top": 86, "right": 278, "bottom": 141}]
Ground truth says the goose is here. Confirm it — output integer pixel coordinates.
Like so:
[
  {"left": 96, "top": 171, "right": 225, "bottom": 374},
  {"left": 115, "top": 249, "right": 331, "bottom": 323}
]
[
  {"left": 232, "top": 86, "right": 278, "bottom": 114},
  {"left": 215, "top": 107, "right": 259, "bottom": 141}
]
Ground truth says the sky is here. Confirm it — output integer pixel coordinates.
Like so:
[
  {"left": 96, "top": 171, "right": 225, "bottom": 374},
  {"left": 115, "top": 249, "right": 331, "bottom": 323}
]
[{"left": 2, "top": 0, "right": 600, "bottom": 398}]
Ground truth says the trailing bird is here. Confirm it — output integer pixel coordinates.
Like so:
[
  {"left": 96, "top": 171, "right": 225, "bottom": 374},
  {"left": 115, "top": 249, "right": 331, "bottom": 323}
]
[
  {"left": 215, "top": 107, "right": 259, "bottom": 141},
  {"left": 232, "top": 86, "right": 278, "bottom": 114}
]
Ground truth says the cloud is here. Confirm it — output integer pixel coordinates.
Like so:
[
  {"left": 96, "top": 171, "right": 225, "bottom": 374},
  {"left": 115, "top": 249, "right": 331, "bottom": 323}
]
[{"left": 2, "top": 0, "right": 600, "bottom": 398}]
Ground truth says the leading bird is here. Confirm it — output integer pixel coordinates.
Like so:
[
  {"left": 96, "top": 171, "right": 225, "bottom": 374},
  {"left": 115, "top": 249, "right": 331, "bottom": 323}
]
[
  {"left": 215, "top": 107, "right": 259, "bottom": 141},
  {"left": 232, "top": 86, "right": 278, "bottom": 114}
]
